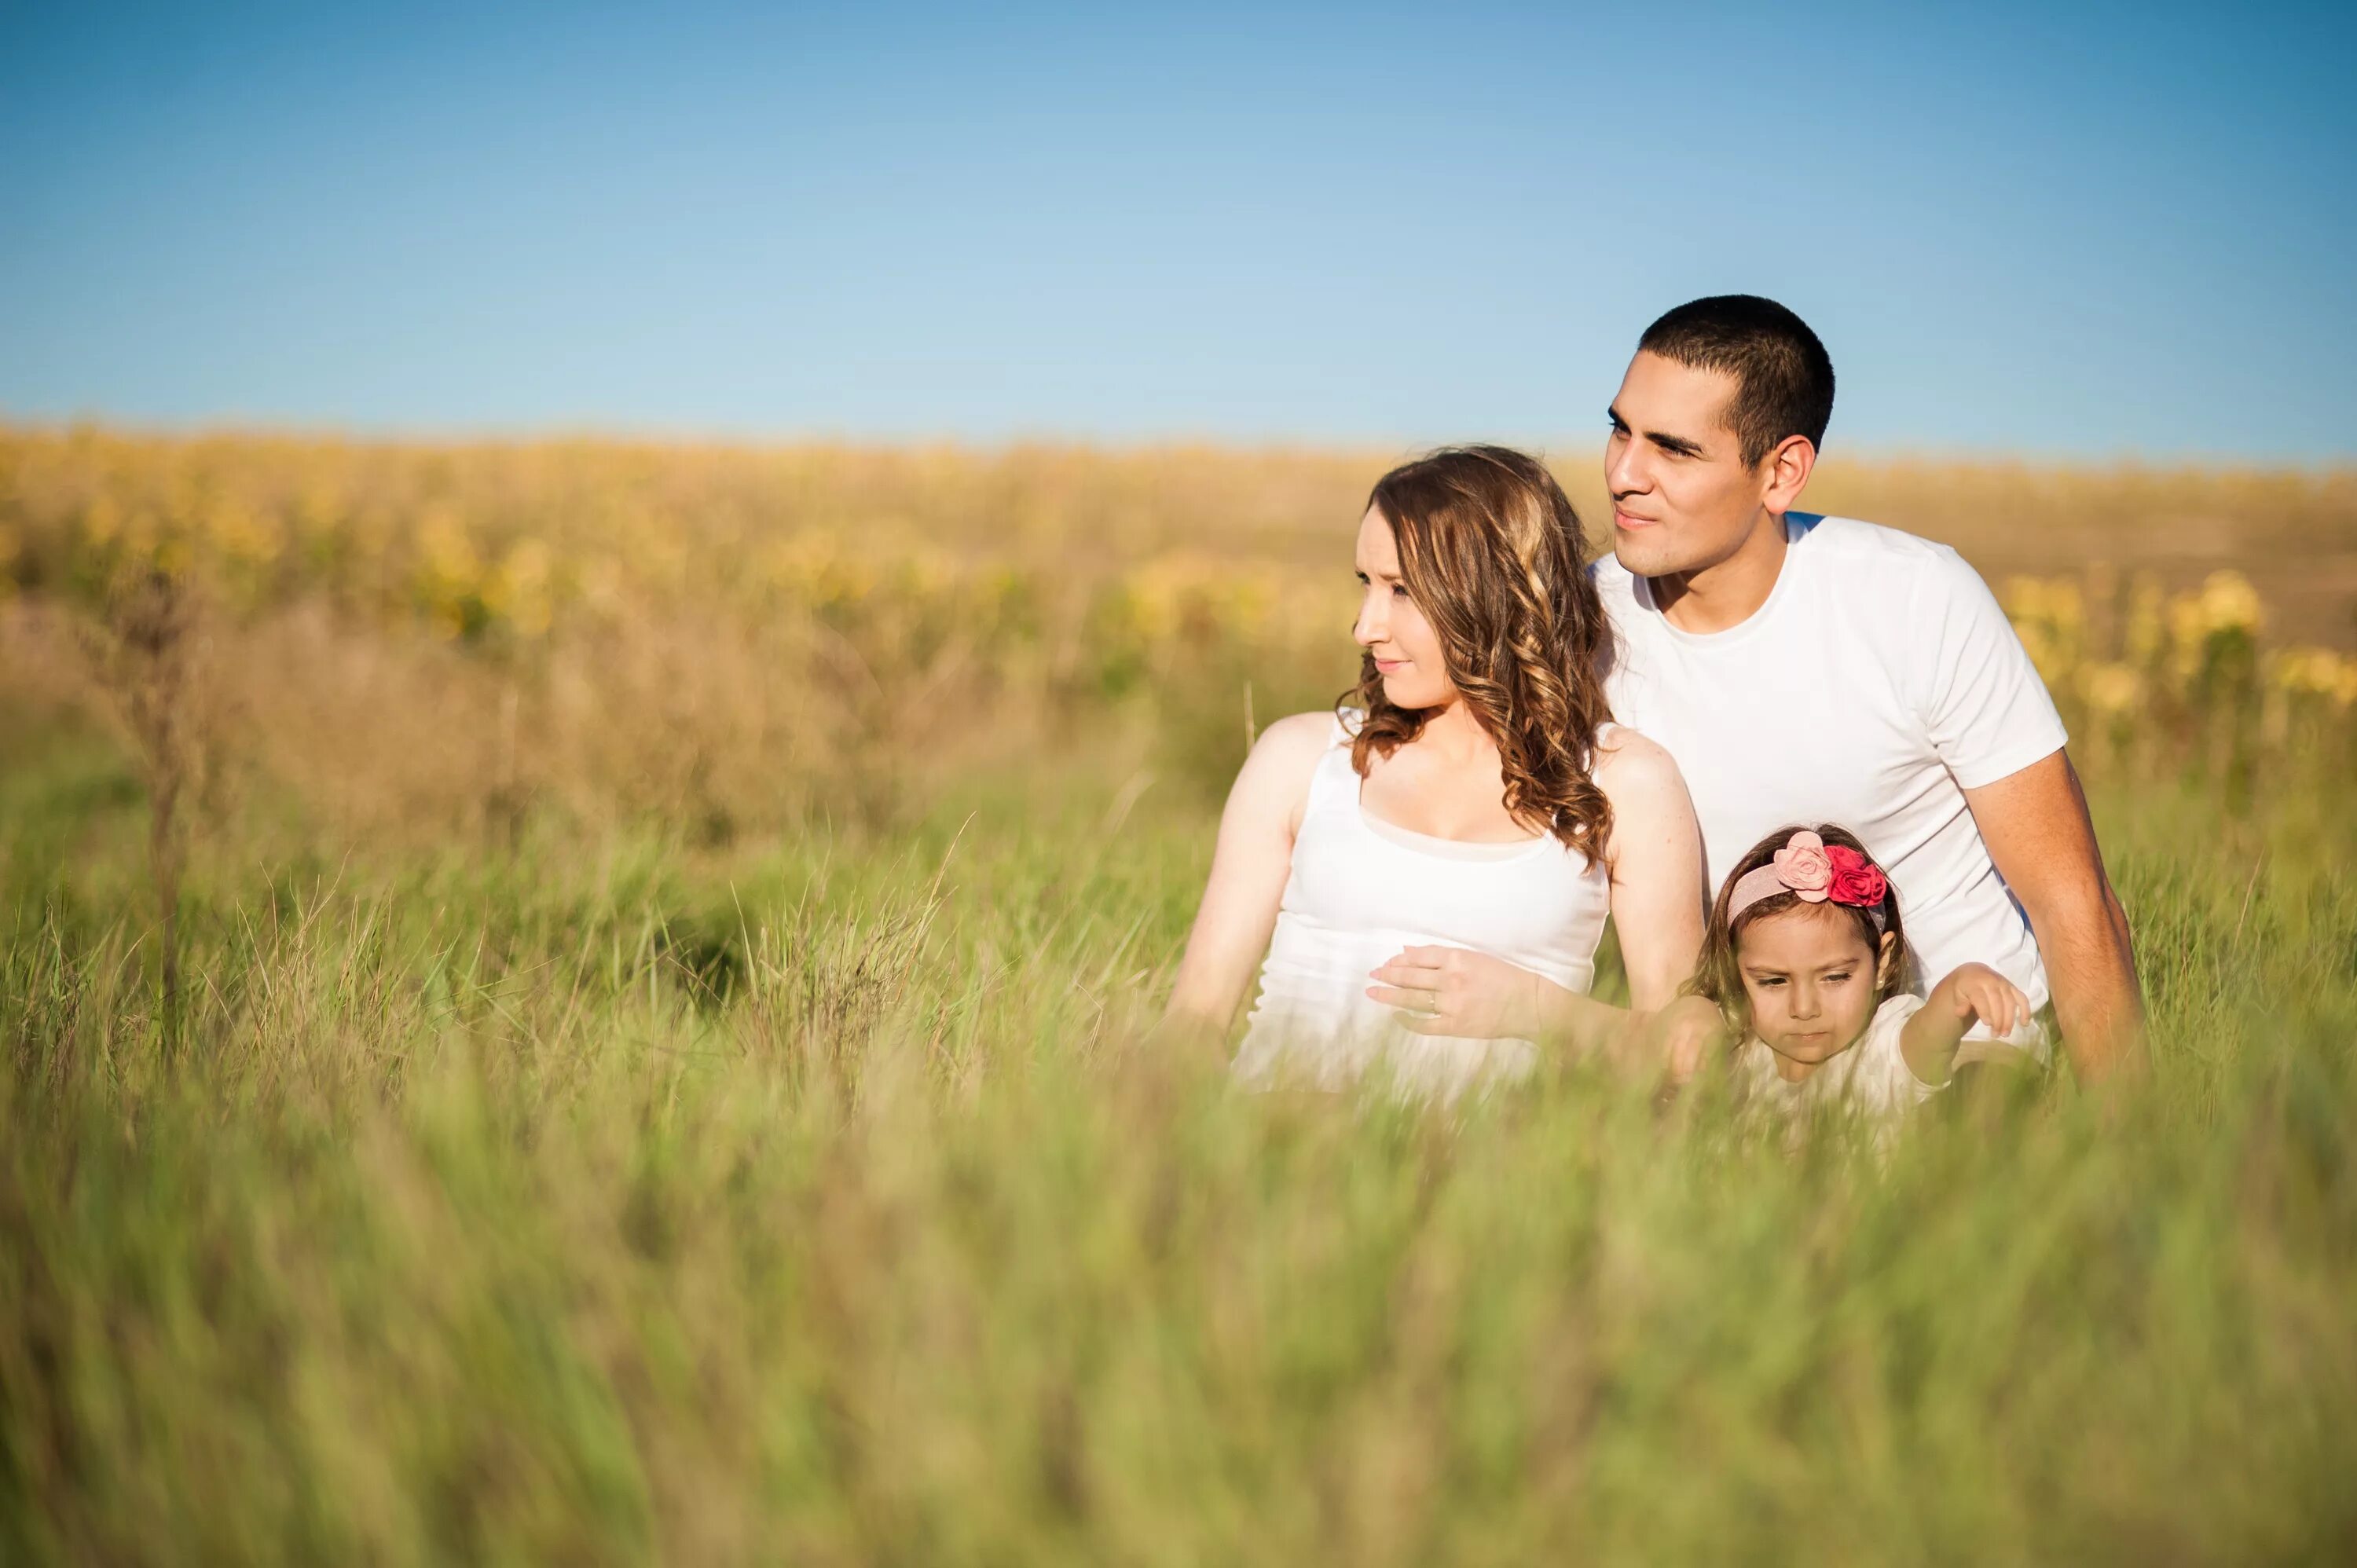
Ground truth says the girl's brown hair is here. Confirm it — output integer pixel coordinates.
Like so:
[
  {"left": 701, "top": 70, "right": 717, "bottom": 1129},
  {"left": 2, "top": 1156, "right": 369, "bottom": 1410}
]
[
  {"left": 1346, "top": 445, "right": 1615, "bottom": 864},
  {"left": 1683, "top": 822, "right": 1908, "bottom": 1036}
]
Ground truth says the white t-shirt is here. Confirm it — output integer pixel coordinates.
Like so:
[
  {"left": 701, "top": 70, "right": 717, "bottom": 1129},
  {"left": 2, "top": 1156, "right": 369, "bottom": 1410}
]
[
  {"left": 1735, "top": 992, "right": 1939, "bottom": 1128},
  {"left": 1597, "top": 513, "right": 2067, "bottom": 1046}
]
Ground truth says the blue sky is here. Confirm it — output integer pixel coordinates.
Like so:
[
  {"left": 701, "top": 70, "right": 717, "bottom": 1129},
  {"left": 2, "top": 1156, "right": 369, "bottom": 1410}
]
[{"left": 3, "top": 1, "right": 2352, "bottom": 457}]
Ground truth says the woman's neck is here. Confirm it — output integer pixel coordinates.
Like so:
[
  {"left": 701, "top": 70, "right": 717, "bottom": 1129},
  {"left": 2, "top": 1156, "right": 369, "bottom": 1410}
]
[{"left": 1413, "top": 698, "right": 1497, "bottom": 763}]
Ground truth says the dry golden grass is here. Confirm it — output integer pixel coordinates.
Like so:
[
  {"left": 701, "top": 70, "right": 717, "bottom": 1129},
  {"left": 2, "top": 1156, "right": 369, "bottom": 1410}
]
[
  {"left": 5, "top": 426, "right": 2351, "bottom": 629},
  {"left": 2, "top": 424, "right": 2352, "bottom": 851}
]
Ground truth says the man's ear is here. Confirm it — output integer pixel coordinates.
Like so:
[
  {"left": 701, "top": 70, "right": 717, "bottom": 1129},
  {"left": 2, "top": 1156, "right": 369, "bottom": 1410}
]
[{"left": 1760, "top": 434, "right": 1816, "bottom": 515}]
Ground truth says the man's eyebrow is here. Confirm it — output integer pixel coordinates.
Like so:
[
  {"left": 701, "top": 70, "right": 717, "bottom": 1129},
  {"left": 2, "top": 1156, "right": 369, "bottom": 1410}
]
[{"left": 1607, "top": 403, "right": 1708, "bottom": 458}]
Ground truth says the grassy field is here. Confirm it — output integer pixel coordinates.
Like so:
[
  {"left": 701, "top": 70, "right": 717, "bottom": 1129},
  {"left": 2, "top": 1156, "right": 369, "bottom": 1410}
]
[{"left": 3, "top": 430, "right": 2356, "bottom": 1563}]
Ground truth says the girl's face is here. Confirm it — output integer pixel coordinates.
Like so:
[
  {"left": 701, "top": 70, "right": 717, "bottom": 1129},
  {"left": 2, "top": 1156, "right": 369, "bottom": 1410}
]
[
  {"left": 1736, "top": 904, "right": 1895, "bottom": 1069},
  {"left": 1353, "top": 506, "right": 1455, "bottom": 710}
]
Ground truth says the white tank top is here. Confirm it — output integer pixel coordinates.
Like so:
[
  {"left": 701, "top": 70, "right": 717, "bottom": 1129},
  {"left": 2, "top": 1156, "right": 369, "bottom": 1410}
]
[{"left": 1232, "top": 713, "right": 1615, "bottom": 1100}]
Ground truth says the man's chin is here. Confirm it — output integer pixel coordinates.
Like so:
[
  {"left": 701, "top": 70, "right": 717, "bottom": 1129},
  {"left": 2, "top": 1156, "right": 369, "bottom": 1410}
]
[{"left": 1612, "top": 533, "right": 1678, "bottom": 578}]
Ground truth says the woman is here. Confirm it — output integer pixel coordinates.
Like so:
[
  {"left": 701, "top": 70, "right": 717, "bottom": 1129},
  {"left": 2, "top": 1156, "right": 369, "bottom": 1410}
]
[{"left": 1165, "top": 446, "right": 1706, "bottom": 1098}]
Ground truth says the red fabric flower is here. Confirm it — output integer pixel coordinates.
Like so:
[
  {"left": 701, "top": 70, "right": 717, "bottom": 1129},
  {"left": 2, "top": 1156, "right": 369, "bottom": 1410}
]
[{"left": 1823, "top": 844, "right": 1888, "bottom": 910}]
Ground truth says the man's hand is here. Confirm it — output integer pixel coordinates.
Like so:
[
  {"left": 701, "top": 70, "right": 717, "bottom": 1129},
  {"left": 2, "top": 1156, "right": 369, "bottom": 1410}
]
[{"left": 1368, "top": 946, "right": 1545, "bottom": 1039}]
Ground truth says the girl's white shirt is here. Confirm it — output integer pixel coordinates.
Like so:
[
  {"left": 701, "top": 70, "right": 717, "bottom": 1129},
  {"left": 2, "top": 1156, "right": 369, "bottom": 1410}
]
[
  {"left": 1230, "top": 711, "right": 1614, "bottom": 1101},
  {"left": 1733, "top": 991, "right": 1937, "bottom": 1127}
]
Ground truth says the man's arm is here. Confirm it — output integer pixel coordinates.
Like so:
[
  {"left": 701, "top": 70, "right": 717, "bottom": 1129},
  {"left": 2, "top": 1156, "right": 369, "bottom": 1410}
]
[{"left": 1963, "top": 749, "right": 2145, "bottom": 1082}]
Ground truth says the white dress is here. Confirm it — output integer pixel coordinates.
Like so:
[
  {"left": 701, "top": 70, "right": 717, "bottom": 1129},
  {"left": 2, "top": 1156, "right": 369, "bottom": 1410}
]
[{"left": 1230, "top": 713, "right": 1615, "bottom": 1101}]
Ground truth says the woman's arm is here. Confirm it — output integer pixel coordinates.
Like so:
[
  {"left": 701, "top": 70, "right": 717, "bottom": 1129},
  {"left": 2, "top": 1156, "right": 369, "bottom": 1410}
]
[
  {"left": 1162, "top": 713, "right": 1332, "bottom": 1037},
  {"left": 1592, "top": 730, "right": 1708, "bottom": 1015},
  {"left": 1898, "top": 963, "right": 2033, "bottom": 1086},
  {"left": 1364, "top": 729, "right": 1706, "bottom": 1060}
]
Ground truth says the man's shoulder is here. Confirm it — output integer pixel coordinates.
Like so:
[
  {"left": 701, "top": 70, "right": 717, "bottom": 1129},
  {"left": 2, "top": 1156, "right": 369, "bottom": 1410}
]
[
  {"left": 1592, "top": 515, "right": 1983, "bottom": 615},
  {"left": 1791, "top": 513, "right": 1970, "bottom": 577}
]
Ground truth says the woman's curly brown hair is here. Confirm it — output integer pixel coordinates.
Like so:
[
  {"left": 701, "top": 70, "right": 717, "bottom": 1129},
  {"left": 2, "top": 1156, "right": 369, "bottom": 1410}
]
[{"left": 1345, "top": 445, "right": 1615, "bottom": 865}]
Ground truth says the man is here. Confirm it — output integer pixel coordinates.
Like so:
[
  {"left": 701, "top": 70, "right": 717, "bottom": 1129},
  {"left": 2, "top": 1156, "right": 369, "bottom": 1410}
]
[{"left": 1597, "top": 295, "right": 2142, "bottom": 1080}]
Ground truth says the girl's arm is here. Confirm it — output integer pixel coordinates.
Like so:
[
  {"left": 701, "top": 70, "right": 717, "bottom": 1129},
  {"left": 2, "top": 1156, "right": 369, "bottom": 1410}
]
[
  {"left": 1365, "top": 730, "right": 1706, "bottom": 1060},
  {"left": 1899, "top": 963, "right": 2034, "bottom": 1086},
  {"left": 1162, "top": 713, "right": 1331, "bottom": 1038}
]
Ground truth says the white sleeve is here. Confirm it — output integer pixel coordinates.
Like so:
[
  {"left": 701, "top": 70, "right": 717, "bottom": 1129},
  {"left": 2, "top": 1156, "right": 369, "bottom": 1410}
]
[{"left": 1912, "top": 548, "right": 2069, "bottom": 790}]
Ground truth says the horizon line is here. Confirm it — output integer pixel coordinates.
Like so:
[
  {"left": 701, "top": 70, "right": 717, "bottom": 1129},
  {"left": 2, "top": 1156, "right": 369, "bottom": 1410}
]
[{"left": 4, "top": 412, "right": 2352, "bottom": 477}]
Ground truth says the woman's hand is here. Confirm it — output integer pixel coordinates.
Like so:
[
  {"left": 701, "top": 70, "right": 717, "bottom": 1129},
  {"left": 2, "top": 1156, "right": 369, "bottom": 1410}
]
[{"left": 1367, "top": 946, "right": 1549, "bottom": 1039}]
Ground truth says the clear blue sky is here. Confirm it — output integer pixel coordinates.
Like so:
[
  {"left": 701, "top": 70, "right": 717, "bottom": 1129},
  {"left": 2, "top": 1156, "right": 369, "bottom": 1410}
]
[{"left": 4, "top": 1, "right": 2352, "bottom": 458}]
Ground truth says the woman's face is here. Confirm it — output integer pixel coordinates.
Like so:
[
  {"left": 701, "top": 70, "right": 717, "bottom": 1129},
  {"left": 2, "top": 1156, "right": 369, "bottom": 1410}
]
[
  {"left": 1736, "top": 904, "right": 1893, "bottom": 1068},
  {"left": 1353, "top": 506, "right": 1455, "bottom": 710}
]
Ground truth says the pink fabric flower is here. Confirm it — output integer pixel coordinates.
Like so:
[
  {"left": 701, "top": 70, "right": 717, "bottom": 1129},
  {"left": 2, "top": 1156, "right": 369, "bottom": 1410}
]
[
  {"left": 1771, "top": 830, "right": 1833, "bottom": 903},
  {"left": 1824, "top": 844, "right": 1890, "bottom": 909}
]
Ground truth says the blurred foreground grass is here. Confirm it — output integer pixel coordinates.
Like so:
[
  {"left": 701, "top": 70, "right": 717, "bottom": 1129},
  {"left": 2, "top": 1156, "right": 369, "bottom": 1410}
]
[{"left": 3, "top": 430, "right": 2355, "bottom": 1562}]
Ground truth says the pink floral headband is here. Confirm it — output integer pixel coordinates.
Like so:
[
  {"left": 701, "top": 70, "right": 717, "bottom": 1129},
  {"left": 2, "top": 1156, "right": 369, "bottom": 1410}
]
[{"left": 1728, "top": 830, "right": 1890, "bottom": 932}]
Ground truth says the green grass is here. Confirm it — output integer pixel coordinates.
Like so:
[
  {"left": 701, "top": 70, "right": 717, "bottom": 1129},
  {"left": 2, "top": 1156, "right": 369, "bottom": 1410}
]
[{"left": 3, "top": 716, "right": 2355, "bottom": 1566}]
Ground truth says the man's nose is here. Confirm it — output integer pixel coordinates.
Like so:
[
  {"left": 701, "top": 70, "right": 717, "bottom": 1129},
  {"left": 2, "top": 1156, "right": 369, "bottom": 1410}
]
[
  {"left": 1606, "top": 438, "right": 1649, "bottom": 500},
  {"left": 1353, "top": 588, "right": 1386, "bottom": 645},
  {"left": 1788, "top": 982, "right": 1821, "bottom": 1020}
]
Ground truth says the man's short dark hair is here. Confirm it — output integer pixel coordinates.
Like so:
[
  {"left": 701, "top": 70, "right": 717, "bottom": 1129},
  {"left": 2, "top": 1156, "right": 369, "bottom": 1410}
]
[{"left": 1637, "top": 295, "right": 1835, "bottom": 467}]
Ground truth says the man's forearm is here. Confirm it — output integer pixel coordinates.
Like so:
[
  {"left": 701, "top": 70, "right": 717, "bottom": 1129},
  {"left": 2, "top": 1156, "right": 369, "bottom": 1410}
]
[
  {"left": 1965, "top": 751, "right": 2147, "bottom": 1083},
  {"left": 2040, "top": 884, "right": 2146, "bottom": 1081}
]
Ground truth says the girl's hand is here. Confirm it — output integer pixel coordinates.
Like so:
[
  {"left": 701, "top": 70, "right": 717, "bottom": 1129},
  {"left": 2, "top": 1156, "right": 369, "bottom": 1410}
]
[
  {"left": 1368, "top": 946, "right": 1545, "bottom": 1039},
  {"left": 1936, "top": 963, "right": 2033, "bottom": 1038},
  {"left": 1648, "top": 993, "right": 1732, "bottom": 1084}
]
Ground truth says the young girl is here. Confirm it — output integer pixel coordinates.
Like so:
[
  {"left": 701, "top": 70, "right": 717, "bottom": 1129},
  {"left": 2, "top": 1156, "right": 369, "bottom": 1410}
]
[{"left": 1686, "top": 824, "right": 2036, "bottom": 1125}]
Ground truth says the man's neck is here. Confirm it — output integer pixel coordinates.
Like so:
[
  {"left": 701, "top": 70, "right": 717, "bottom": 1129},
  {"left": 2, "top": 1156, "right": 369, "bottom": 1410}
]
[{"left": 1648, "top": 510, "right": 1790, "bottom": 635}]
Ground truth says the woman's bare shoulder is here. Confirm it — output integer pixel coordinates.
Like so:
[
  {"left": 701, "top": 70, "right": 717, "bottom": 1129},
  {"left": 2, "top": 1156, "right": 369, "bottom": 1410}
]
[
  {"left": 1254, "top": 707, "right": 1348, "bottom": 768},
  {"left": 1589, "top": 725, "right": 1692, "bottom": 809},
  {"left": 1228, "top": 710, "right": 1341, "bottom": 809},
  {"left": 1258, "top": 709, "right": 1342, "bottom": 756}
]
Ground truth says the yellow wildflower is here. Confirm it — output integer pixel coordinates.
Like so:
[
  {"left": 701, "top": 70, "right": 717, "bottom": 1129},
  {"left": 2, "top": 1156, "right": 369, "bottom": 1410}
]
[{"left": 2077, "top": 661, "right": 2144, "bottom": 716}]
